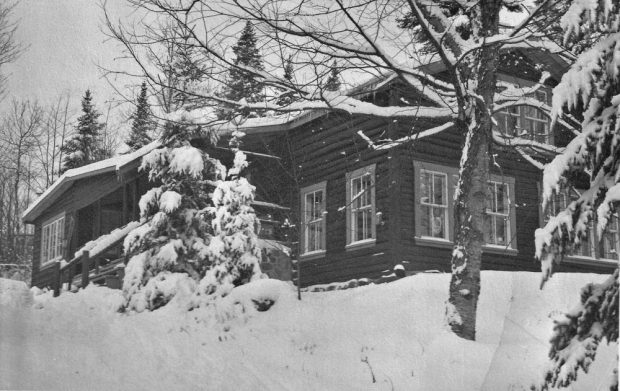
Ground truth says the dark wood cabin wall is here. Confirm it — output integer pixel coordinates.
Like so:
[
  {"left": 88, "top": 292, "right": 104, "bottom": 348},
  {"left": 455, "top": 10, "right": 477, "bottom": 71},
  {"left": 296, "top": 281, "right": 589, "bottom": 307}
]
[
  {"left": 31, "top": 172, "right": 141, "bottom": 286},
  {"left": 284, "top": 114, "right": 398, "bottom": 286},
  {"left": 394, "top": 125, "right": 543, "bottom": 273},
  {"left": 30, "top": 224, "right": 42, "bottom": 286}
]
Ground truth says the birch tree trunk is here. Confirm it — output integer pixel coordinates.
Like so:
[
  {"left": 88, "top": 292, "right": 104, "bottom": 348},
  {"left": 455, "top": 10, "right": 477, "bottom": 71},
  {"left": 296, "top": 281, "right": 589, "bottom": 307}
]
[{"left": 447, "top": 0, "right": 501, "bottom": 340}]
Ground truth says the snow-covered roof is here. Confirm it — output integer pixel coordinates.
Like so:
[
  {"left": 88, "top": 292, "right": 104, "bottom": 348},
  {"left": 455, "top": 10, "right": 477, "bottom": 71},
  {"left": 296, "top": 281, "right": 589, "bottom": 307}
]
[{"left": 22, "top": 141, "right": 162, "bottom": 224}]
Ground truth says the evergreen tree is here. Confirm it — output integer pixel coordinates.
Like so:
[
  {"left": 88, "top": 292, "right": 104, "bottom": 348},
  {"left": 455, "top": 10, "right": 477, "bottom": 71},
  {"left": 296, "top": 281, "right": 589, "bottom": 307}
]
[
  {"left": 170, "top": 34, "right": 205, "bottom": 110},
  {"left": 276, "top": 55, "right": 295, "bottom": 106},
  {"left": 323, "top": 62, "right": 341, "bottom": 92},
  {"left": 60, "top": 90, "right": 106, "bottom": 173},
  {"left": 535, "top": 1, "right": 619, "bottom": 389},
  {"left": 126, "top": 82, "right": 153, "bottom": 151},
  {"left": 122, "top": 121, "right": 262, "bottom": 312},
  {"left": 221, "top": 21, "right": 265, "bottom": 117}
]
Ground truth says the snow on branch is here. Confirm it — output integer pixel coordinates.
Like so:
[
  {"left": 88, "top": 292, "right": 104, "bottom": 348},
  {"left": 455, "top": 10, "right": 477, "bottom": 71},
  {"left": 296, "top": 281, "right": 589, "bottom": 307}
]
[
  {"left": 357, "top": 121, "right": 454, "bottom": 150},
  {"left": 492, "top": 131, "right": 563, "bottom": 155}
]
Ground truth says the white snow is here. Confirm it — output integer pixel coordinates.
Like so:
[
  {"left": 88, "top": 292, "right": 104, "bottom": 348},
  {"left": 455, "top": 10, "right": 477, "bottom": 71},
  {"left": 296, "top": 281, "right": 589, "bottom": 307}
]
[
  {"left": 158, "top": 190, "right": 182, "bottom": 213},
  {"left": 0, "top": 271, "right": 615, "bottom": 390},
  {"left": 75, "top": 221, "right": 142, "bottom": 259},
  {"left": 169, "top": 146, "right": 204, "bottom": 178}
]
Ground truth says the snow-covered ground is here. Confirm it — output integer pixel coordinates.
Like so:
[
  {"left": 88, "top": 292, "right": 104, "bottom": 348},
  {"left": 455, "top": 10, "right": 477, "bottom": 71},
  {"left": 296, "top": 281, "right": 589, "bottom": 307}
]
[{"left": 0, "top": 272, "right": 616, "bottom": 391}]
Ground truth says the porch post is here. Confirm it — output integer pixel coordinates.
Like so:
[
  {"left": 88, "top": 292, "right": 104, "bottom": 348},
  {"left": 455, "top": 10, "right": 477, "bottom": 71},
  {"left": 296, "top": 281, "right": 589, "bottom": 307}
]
[
  {"left": 122, "top": 183, "right": 128, "bottom": 224},
  {"left": 52, "top": 261, "right": 61, "bottom": 297},
  {"left": 81, "top": 250, "right": 90, "bottom": 288}
]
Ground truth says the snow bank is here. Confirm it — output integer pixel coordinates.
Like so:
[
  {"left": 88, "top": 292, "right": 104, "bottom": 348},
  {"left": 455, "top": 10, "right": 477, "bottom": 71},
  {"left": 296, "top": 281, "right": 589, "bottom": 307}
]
[
  {"left": 0, "top": 272, "right": 615, "bottom": 391},
  {"left": 0, "top": 278, "right": 32, "bottom": 307}
]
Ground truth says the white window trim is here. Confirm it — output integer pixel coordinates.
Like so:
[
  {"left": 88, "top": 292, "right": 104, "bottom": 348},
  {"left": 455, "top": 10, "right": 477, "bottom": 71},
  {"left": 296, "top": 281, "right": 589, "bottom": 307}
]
[
  {"left": 300, "top": 181, "right": 327, "bottom": 258},
  {"left": 40, "top": 213, "right": 66, "bottom": 267},
  {"left": 486, "top": 180, "right": 512, "bottom": 246},
  {"left": 419, "top": 169, "right": 450, "bottom": 240},
  {"left": 345, "top": 164, "right": 376, "bottom": 248},
  {"left": 413, "top": 161, "right": 518, "bottom": 252}
]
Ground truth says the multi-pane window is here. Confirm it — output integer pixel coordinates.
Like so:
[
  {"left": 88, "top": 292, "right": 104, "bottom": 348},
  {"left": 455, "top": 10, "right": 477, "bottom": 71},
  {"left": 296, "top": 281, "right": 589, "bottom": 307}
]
[
  {"left": 485, "top": 181, "right": 510, "bottom": 245},
  {"left": 346, "top": 165, "right": 376, "bottom": 245},
  {"left": 420, "top": 170, "right": 449, "bottom": 239},
  {"left": 495, "top": 88, "right": 551, "bottom": 143},
  {"left": 601, "top": 214, "right": 619, "bottom": 259},
  {"left": 301, "top": 182, "right": 326, "bottom": 255},
  {"left": 414, "top": 161, "right": 517, "bottom": 251},
  {"left": 41, "top": 215, "right": 65, "bottom": 264},
  {"left": 498, "top": 106, "right": 521, "bottom": 137},
  {"left": 523, "top": 91, "right": 550, "bottom": 143},
  {"left": 541, "top": 188, "right": 616, "bottom": 259}
]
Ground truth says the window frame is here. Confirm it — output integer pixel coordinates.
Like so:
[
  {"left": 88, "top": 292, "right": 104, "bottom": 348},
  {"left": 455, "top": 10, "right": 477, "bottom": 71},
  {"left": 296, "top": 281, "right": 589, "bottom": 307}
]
[
  {"left": 40, "top": 213, "right": 66, "bottom": 267},
  {"left": 345, "top": 164, "right": 376, "bottom": 250},
  {"left": 485, "top": 180, "right": 512, "bottom": 247},
  {"left": 495, "top": 86, "right": 553, "bottom": 144},
  {"left": 413, "top": 161, "right": 518, "bottom": 253},
  {"left": 300, "top": 181, "right": 327, "bottom": 259},
  {"left": 540, "top": 186, "right": 619, "bottom": 264},
  {"left": 419, "top": 168, "right": 450, "bottom": 241}
]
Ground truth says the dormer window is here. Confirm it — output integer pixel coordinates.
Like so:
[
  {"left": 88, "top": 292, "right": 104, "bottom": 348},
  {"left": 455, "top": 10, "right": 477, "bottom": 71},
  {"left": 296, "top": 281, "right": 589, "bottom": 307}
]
[{"left": 496, "top": 89, "right": 551, "bottom": 144}]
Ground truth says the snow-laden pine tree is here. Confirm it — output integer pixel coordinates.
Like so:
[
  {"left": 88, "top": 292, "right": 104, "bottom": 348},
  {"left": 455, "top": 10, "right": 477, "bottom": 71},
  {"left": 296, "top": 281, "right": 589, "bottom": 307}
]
[
  {"left": 220, "top": 21, "right": 264, "bottom": 117},
  {"left": 60, "top": 90, "right": 106, "bottom": 173},
  {"left": 193, "top": 150, "right": 262, "bottom": 300},
  {"left": 126, "top": 82, "right": 153, "bottom": 151},
  {"left": 121, "top": 120, "right": 262, "bottom": 312},
  {"left": 535, "top": 1, "right": 619, "bottom": 389}
]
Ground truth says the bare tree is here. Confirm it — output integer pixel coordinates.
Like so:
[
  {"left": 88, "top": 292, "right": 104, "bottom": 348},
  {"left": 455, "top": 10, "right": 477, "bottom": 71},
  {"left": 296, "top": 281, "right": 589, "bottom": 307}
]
[
  {"left": 0, "top": 100, "right": 42, "bottom": 265},
  {"left": 34, "top": 93, "right": 73, "bottom": 190},
  {"left": 0, "top": 2, "right": 23, "bottom": 98}
]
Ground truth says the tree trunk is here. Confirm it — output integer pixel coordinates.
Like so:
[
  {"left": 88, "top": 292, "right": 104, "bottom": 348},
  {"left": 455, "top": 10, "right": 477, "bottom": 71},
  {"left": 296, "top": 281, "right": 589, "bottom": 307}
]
[{"left": 447, "top": 0, "right": 501, "bottom": 340}]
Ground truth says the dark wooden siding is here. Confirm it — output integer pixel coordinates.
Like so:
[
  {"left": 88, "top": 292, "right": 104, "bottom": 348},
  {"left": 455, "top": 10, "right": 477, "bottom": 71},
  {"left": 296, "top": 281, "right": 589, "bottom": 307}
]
[
  {"left": 31, "top": 172, "right": 126, "bottom": 286},
  {"left": 277, "top": 114, "right": 401, "bottom": 286},
  {"left": 394, "top": 125, "right": 543, "bottom": 273}
]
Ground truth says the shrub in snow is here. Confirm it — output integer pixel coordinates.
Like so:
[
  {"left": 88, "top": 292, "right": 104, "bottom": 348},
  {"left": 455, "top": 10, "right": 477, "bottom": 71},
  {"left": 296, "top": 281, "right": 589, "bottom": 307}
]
[
  {"left": 535, "top": 2, "right": 619, "bottom": 390},
  {"left": 121, "top": 124, "right": 262, "bottom": 312}
]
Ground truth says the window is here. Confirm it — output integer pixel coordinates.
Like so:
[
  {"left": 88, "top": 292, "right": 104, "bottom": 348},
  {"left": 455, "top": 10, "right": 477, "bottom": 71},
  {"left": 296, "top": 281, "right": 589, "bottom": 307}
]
[
  {"left": 498, "top": 106, "right": 521, "bottom": 136},
  {"left": 541, "top": 188, "right": 618, "bottom": 260},
  {"left": 300, "top": 182, "right": 327, "bottom": 255},
  {"left": 485, "top": 181, "right": 510, "bottom": 245},
  {"left": 41, "top": 214, "right": 65, "bottom": 265},
  {"left": 495, "top": 88, "right": 551, "bottom": 144},
  {"left": 420, "top": 170, "right": 449, "bottom": 239},
  {"left": 413, "top": 161, "right": 517, "bottom": 252},
  {"left": 601, "top": 215, "right": 619, "bottom": 259},
  {"left": 346, "top": 164, "right": 376, "bottom": 246}
]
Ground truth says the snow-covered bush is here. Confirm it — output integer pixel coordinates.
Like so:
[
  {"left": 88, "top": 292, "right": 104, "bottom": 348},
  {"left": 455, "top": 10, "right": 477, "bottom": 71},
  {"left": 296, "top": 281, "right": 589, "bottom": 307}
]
[
  {"left": 121, "top": 123, "right": 262, "bottom": 312},
  {"left": 535, "top": 2, "right": 619, "bottom": 389}
]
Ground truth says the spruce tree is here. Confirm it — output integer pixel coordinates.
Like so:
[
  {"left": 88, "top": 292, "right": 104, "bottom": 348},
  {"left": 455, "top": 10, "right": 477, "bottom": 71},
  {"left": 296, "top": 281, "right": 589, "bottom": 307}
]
[
  {"left": 122, "top": 120, "right": 262, "bottom": 312},
  {"left": 535, "top": 1, "right": 619, "bottom": 389},
  {"left": 276, "top": 55, "right": 295, "bottom": 106},
  {"left": 324, "top": 62, "right": 341, "bottom": 92},
  {"left": 221, "top": 21, "right": 264, "bottom": 117},
  {"left": 126, "top": 82, "right": 153, "bottom": 151},
  {"left": 60, "top": 90, "right": 106, "bottom": 173}
]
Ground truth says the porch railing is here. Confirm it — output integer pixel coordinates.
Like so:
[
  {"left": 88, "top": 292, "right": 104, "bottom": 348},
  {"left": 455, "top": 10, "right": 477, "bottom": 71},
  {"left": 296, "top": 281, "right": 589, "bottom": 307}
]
[{"left": 51, "top": 221, "right": 141, "bottom": 296}]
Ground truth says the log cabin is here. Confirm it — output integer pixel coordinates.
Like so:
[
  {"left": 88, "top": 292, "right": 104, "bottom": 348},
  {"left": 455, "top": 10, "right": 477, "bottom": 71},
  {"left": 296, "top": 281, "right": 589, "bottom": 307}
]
[
  {"left": 23, "top": 42, "right": 617, "bottom": 293},
  {"left": 22, "top": 142, "right": 292, "bottom": 294}
]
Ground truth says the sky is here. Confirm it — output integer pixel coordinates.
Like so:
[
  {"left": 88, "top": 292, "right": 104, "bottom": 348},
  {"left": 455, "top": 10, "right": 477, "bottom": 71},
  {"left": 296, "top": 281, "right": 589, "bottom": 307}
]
[{"left": 3, "top": 0, "right": 138, "bottom": 121}]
